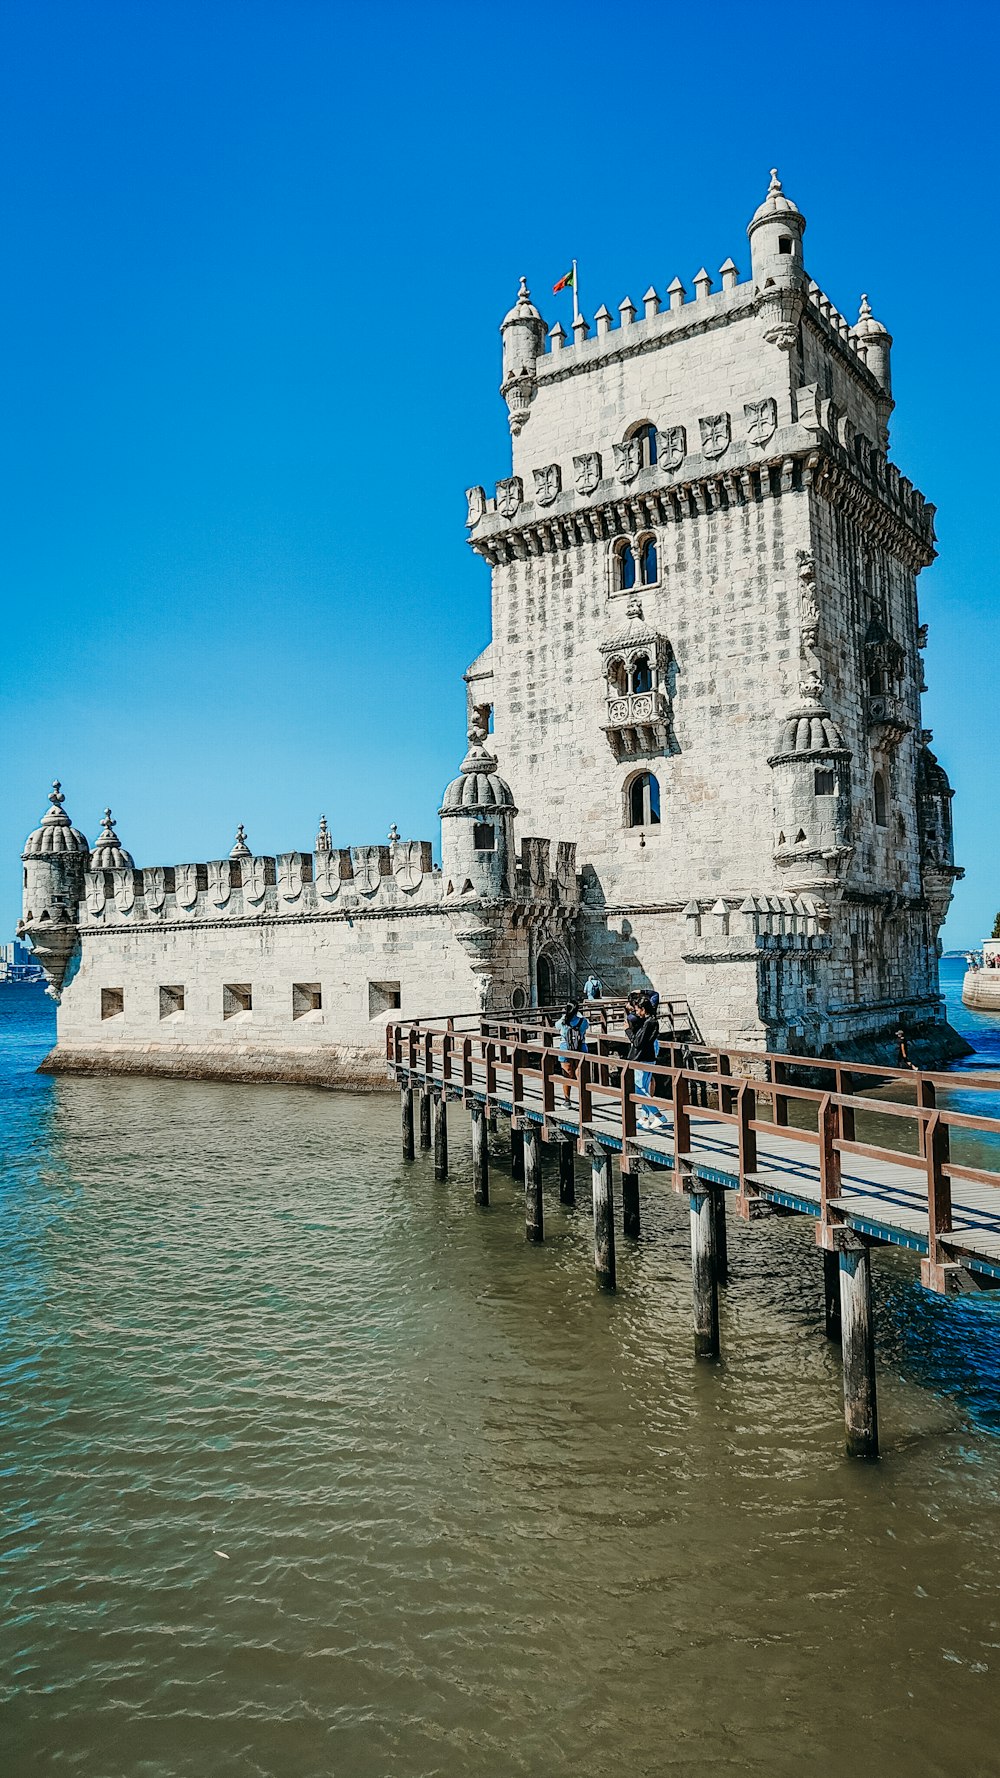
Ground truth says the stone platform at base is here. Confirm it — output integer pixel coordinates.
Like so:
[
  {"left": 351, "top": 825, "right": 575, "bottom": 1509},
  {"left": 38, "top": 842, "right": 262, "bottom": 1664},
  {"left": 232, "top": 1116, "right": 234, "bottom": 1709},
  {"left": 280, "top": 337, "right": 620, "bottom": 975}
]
[{"left": 38, "top": 1042, "right": 392, "bottom": 1092}]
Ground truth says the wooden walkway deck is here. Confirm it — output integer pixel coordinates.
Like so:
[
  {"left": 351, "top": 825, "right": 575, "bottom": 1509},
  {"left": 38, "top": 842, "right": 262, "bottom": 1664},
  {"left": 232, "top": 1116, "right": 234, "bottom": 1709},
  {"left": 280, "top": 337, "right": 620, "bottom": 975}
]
[{"left": 387, "top": 1008, "right": 1000, "bottom": 1458}]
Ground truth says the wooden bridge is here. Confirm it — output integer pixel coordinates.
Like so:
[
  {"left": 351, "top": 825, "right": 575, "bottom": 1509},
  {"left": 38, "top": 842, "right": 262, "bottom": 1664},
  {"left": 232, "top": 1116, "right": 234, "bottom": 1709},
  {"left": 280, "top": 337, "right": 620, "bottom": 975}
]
[{"left": 387, "top": 1005, "right": 1000, "bottom": 1459}]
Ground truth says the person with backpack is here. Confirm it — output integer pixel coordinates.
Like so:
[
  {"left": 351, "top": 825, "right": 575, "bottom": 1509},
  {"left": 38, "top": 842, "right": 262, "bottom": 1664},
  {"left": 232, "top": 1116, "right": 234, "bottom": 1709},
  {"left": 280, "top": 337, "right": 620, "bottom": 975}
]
[
  {"left": 556, "top": 1000, "right": 589, "bottom": 1104},
  {"left": 627, "top": 994, "right": 662, "bottom": 1126}
]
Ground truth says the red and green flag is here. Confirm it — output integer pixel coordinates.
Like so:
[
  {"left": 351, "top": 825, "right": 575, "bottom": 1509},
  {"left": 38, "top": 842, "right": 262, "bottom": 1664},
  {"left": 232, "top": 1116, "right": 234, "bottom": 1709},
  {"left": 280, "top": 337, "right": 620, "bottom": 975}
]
[{"left": 552, "top": 267, "right": 574, "bottom": 294}]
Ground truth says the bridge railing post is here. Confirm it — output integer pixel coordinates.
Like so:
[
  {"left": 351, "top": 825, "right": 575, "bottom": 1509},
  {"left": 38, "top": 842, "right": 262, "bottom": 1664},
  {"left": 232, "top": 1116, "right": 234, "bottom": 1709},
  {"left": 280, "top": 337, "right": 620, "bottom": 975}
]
[
  {"left": 836, "top": 1067, "right": 855, "bottom": 1144},
  {"left": 772, "top": 1060, "right": 788, "bottom": 1126},
  {"left": 818, "top": 1093, "right": 841, "bottom": 1226},
  {"left": 915, "top": 1075, "right": 936, "bottom": 1157},
  {"left": 920, "top": 1110, "right": 954, "bottom": 1293},
  {"left": 461, "top": 1035, "right": 473, "bottom": 1102},
  {"left": 673, "top": 1071, "right": 690, "bottom": 1172}
]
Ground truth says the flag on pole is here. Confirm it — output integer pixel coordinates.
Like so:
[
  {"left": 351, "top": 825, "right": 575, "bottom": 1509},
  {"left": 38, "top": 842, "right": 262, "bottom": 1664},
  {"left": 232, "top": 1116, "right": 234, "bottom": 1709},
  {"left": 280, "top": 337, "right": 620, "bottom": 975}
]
[{"left": 552, "top": 268, "right": 574, "bottom": 294}]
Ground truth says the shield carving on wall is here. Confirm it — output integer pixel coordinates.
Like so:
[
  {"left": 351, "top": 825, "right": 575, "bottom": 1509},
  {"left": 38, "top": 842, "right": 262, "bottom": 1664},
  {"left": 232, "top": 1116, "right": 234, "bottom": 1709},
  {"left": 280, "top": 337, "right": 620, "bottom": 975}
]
[
  {"left": 393, "top": 840, "right": 424, "bottom": 893},
  {"left": 208, "top": 859, "right": 231, "bottom": 907},
  {"left": 745, "top": 398, "right": 777, "bottom": 447},
  {"left": 243, "top": 857, "right": 268, "bottom": 905},
  {"left": 314, "top": 852, "right": 341, "bottom": 901},
  {"left": 144, "top": 865, "right": 166, "bottom": 913},
  {"left": 465, "top": 485, "right": 486, "bottom": 527},
  {"left": 352, "top": 846, "right": 382, "bottom": 896},
  {"left": 574, "top": 452, "right": 602, "bottom": 495},
  {"left": 699, "top": 412, "right": 731, "bottom": 459},
  {"left": 113, "top": 870, "right": 135, "bottom": 915},
  {"left": 175, "top": 863, "right": 199, "bottom": 909},
  {"left": 532, "top": 463, "right": 561, "bottom": 506},
  {"left": 277, "top": 853, "right": 303, "bottom": 902},
  {"left": 495, "top": 477, "right": 522, "bottom": 520},
  {"left": 613, "top": 437, "right": 642, "bottom": 484},
  {"left": 657, "top": 425, "right": 686, "bottom": 471},
  {"left": 86, "top": 873, "right": 106, "bottom": 918}
]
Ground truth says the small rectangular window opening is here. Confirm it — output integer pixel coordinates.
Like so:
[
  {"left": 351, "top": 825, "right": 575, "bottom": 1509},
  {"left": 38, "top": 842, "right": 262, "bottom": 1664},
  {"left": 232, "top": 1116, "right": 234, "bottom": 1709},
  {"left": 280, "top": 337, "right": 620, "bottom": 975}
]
[
  {"left": 368, "top": 980, "right": 401, "bottom": 1019},
  {"left": 779, "top": 236, "right": 793, "bottom": 254},
  {"left": 293, "top": 982, "right": 322, "bottom": 1019},
  {"left": 101, "top": 987, "right": 124, "bottom": 1020},
  {"left": 814, "top": 768, "right": 836, "bottom": 796},
  {"left": 159, "top": 984, "right": 185, "bottom": 1019},
  {"left": 223, "top": 982, "right": 253, "bottom": 1019},
  {"left": 473, "top": 822, "right": 496, "bottom": 851}
]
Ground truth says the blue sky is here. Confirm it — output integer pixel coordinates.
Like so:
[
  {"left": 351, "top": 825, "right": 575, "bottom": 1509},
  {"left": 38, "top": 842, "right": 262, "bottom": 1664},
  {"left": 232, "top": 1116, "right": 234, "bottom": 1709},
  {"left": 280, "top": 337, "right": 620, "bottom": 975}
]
[{"left": 1, "top": 0, "right": 996, "bottom": 948}]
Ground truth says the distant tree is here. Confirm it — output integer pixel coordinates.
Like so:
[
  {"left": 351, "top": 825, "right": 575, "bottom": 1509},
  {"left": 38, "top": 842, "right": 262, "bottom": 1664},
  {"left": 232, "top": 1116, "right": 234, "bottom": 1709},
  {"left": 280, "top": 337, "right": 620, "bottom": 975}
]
[{"left": 992, "top": 910, "right": 1000, "bottom": 940}]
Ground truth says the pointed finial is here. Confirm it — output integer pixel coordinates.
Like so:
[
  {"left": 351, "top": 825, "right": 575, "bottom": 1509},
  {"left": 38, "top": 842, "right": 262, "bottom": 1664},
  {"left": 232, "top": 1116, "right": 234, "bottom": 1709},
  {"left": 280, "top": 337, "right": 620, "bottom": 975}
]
[
  {"left": 315, "top": 814, "right": 331, "bottom": 854},
  {"left": 859, "top": 293, "right": 872, "bottom": 320},
  {"left": 768, "top": 167, "right": 782, "bottom": 196},
  {"left": 518, "top": 275, "right": 529, "bottom": 300},
  {"left": 230, "top": 823, "right": 250, "bottom": 857},
  {"left": 49, "top": 780, "right": 65, "bottom": 808},
  {"left": 100, "top": 808, "right": 115, "bottom": 838},
  {"left": 388, "top": 822, "right": 400, "bottom": 844}
]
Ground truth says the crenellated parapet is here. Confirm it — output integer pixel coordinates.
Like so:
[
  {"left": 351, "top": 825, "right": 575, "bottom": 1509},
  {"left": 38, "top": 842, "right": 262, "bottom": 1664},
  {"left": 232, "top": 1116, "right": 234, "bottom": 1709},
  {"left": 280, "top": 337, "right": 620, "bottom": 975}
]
[{"left": 77, "top": 837, "right": 441, "bottom": 929}]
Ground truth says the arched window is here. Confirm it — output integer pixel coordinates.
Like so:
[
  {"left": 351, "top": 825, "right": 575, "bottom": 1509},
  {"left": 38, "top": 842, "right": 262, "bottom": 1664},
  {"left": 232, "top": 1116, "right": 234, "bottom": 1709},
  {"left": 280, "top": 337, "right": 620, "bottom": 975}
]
[
  {"left": 639, "top": 536, "right": 658, "bottom": 585},
  {"left": 627, "top": 771, "right": 661, "bottom": 828},
  {"left": 626, "top": 421, "right": 658, "bottom": 469},
  {"left": 614, "top": 542, "right": 637, "bottom": 591},
  {"left": 630, "top": 654, "right": 652, "bottom": 695},
  {"left": 873, "top": 770, "right": 888, "bottom": 828}
]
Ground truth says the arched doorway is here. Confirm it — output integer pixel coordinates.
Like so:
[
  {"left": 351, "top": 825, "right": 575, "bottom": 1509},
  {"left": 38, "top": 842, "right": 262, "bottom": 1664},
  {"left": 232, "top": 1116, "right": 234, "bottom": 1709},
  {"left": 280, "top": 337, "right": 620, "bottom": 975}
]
[{"left": 535, "top": 942, "right": 569, "bottom": 1008}]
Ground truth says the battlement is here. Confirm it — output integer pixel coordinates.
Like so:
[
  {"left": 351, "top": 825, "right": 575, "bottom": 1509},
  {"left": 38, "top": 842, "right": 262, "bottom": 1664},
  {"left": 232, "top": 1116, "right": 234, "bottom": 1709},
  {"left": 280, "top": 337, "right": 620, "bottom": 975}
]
[{"left": 75, "top": 840, "right": 439, "bottom": 929}]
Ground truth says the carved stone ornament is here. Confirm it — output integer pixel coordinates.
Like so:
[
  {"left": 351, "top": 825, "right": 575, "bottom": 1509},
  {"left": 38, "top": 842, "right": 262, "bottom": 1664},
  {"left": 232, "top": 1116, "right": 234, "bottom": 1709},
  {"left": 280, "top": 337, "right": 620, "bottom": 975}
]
[
  {"left": 352, "top": 845, "right": 382, "bottom": 896},
  {"left": 745, "top": 397, "right": 777, "bottom": 447},
  {"left": 465, "top": 485, "right": 486, "bottom": 528},
  {"left": 208, "top": 859, "right": 232, "bottom": 907},
  {"left": 657, "top": 425, "right": 686, "bottom": 471},
  {"left": 243, "top": 857, "right": 268, "bottom": 905},
  {"left": 533, "top": 463, "right": 561, "bottom": 506},
  {"left": 278, "top": 854, "right": 303, "bottom": 902},
  {"left": 86, "top": 873, "right": 106, "bottom": 918},
  {"left": 756, "top": 284, "right": 801, "bottom": 351},
  {"left": 699, "top": 413, "right": 731, "bottom": 459},
  {"left": 393, "top": 840, "right": 425, "bottom": 893},
  {"left": 144, "top": 864, "right": 166, "bottom": 912},
  {"left": 314, "top": 851, "right": 341, "bottom": 901},
  {"left": 495, "top": 476, "right": 522, "bottom": 520},
  {"left": 613, "top": 437, "right": 643, "bottom": 484},
  {"left": 574, "top": 451, "right": 602, "bottom": 496},
  {"left": 501, "top": 371, "right": 535, "bottom": 436},
  {"left": 113, "top": 870, "right": 135, "bottom": 915},
  {"left": 175, "top": 863, "right": 199, "bottom": 909}
]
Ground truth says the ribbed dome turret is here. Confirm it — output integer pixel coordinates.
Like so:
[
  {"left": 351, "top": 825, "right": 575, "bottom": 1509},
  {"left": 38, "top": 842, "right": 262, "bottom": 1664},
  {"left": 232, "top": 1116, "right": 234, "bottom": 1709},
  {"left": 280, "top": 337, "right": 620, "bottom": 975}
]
[
  {"left": 22, "top": 782, "right": 90, "bottom": 859},
  {"left": 440, "top": 739, "right": 517, "bottom": 814},
  {"left": 770, "top": 700, "right": 849, "bottom": 762},
  {"left": 89, "top": 808, "right": 134, "bottom": 871},
  {"left": 748, "top": 167, "right": 804, "bottom": 233},
  {"left": 501, "top": 275, "right": 544, "bottom": 330},
  {"left": 853, "top": 293, "right": 889, "bottom": 343}
]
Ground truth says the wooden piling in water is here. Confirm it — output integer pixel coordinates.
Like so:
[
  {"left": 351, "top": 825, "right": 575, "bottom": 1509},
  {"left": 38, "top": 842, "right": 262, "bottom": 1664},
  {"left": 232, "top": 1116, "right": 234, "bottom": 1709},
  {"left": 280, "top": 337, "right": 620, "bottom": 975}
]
[
  {"left": 471, "top": 1104, "right": 489, "bottom": 1207},
  {"left": 511, "top": 1126, "right": 525, "bottom": 1181},
  {"left": 823, "top": 1247, "right": 842, "bottom": 1341},
  {"left": 401, "top": 1083, "right": 415, "bottom": 1161},
  {"left": 419, "top": 1086, "right": 432, "bottom": 1150},
  {"left": 591, "top": 1146, "right": 616, "bottom": 1290},
  {"left": 689, "top": 1176, "right": 720, "bottom": 1359},
  {"left": 433, "top": 1093, "right": 449, "bottom": 1181},
  {"left": 524, "top": 1125, "right": 543, "bottom": 1242},
  {"left": 714, "top": 1185, "right": 728, "bottom": 1285},
  {"left": 839, "top": 1239, "right": 878, "bottom": 1458},
  {"left": 621, "top": 1164, "right": 640, "bottom": 1239},
  {"left": 558, "top": 1139, "right": 575, "bottom": 1206}
]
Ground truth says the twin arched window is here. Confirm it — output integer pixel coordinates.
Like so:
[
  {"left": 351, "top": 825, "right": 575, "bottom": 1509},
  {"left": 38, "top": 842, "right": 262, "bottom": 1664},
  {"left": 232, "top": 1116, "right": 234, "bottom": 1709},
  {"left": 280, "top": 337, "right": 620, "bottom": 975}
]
[
  {"left": 629, "top": 422, "right": 658, "bottom": 469},
  {"left": 627, "top": 771, "right": 661, "bottom": 828},
  {"left": 614, "top": 535, "right": 658, "bottom": 592}
]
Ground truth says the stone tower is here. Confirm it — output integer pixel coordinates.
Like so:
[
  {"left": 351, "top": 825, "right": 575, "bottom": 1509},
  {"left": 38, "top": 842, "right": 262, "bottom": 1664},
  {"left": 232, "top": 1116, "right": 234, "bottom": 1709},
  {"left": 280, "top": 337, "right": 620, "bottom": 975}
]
[{"left": 464, "top": 171, "right": 962, "bottom": 1057}]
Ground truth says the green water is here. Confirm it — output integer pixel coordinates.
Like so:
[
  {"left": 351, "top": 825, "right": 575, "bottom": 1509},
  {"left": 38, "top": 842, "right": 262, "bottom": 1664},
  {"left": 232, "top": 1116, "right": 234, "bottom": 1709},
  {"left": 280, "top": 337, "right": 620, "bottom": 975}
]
[{"left": 3, "top": 978, "right": 1000, "bottom": 1777}]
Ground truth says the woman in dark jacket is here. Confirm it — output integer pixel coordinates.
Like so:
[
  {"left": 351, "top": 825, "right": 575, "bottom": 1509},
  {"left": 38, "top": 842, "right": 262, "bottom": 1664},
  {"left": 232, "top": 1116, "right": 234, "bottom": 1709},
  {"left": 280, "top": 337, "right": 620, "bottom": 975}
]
[{"left": 626, "top": 996, "right": 659, "bottom": 1104}]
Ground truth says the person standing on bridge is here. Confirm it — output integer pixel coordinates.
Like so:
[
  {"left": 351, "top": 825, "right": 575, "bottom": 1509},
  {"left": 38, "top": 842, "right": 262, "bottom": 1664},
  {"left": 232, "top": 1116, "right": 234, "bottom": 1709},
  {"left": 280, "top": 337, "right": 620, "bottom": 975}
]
[
  {"left": 627, "top": 995, "right": 661, "bottom": 1124},
  {"left": 557, "top": 1001, "right": 589, "bottom": 1104}
]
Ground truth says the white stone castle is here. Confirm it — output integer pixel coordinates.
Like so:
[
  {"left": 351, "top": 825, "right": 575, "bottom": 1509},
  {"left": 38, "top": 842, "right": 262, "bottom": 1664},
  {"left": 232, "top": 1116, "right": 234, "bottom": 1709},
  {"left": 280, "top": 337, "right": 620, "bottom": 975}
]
[{"left": 19, "top": 173, "right": 963, "bottom": 1083}]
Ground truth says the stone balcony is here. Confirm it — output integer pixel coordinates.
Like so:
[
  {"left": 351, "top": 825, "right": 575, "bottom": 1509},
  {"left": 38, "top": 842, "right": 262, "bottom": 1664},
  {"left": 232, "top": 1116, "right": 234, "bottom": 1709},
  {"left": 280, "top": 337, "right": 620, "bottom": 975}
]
[
  {"left": 602, "top": 689, "right": 671, "bottom": 760},
  {"left": 866, "top": 691, "right": 912, "bottom": 745}
]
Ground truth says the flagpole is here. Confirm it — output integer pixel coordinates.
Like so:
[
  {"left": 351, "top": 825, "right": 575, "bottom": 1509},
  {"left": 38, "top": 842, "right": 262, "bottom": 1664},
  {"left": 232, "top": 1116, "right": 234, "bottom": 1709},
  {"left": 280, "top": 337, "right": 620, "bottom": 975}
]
[{"left": 572, "top": 258, "right": 579, "bottom": 325}]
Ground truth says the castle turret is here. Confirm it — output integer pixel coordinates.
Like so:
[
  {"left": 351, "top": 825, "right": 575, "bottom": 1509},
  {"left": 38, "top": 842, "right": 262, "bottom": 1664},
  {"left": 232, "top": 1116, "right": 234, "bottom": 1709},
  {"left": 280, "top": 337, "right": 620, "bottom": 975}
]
[
  {"left": 19, "top": 782, "right": 90, "bottom": 998},
  {"left": 500, "top": 277, "right": 547, "bottom": 436},
  {"left": 747, "top": 169, "right": 806, "bottom": 350},
  {"left": 89, "top": 807, "right": 134, "bottom": 871},
  {"left": 852, "top": 293, "right": 892, "bottom": 395},
  {"left": 439, "top": 733, "right": 517, "bottom": 900}
]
